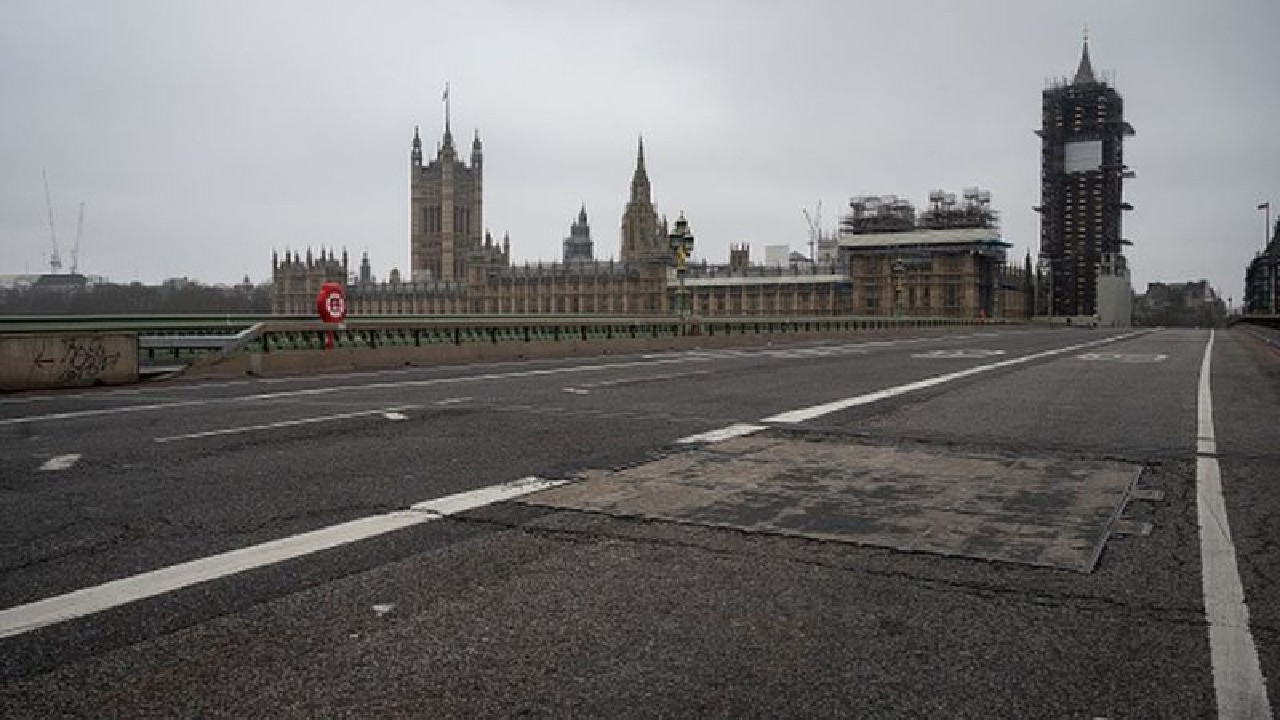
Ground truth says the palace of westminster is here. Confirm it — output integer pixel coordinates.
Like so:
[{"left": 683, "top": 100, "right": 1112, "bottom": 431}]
[{"left": 273, "top": 38, "right": 1133, "bottom": 325}]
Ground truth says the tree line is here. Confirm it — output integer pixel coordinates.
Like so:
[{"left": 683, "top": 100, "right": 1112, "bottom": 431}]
[{"left": 0, "top": 280, "right": 272, "bottom": 315}]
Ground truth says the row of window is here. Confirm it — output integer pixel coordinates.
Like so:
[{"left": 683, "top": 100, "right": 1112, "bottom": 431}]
[{"left": 421, "top": 205, "right": 475, "bottom": 236}]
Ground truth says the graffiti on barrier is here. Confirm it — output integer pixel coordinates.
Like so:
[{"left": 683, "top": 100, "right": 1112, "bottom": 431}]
[{"left": 32, "top": 337, "right": 124, "bottom": 383}]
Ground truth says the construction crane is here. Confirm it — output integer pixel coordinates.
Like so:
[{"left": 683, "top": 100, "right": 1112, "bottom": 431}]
[
  {"left": 42, "top": 168, "right": 62, "bottom": 274},
  {"left": 71, "top": 202, "right": 84, "bottom": 275},
  {"left": 802, "top": 200, "right": 823, "bottom": 262}
]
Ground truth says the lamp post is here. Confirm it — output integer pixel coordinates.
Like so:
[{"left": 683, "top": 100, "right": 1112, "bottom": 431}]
[
  {"left": 1260, "top": 202, "right": 1275, "bottom": 314},
  {"left": 668, "top": 212, "right": 695, "bottom": 329}
]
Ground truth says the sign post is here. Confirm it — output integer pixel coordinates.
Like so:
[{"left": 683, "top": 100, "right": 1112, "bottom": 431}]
[{"left": 315, "top": 282, "right": 347, "bottom": 350}]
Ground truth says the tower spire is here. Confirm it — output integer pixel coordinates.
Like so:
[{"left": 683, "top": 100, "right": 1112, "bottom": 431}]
[
  {"left": 1073, "top": 27, "right": 1096, "bottom": 85},
  {"left": 630, "top": 135, "right": 650, "bottom": 202},
  {"left": 443, "top": 82, "right": 451, "bottom": 136}
]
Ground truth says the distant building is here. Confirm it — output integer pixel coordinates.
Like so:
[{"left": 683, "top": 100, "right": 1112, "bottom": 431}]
[
  {"left": 1243, "top": 218, "right": 1279, "bottom": 315},
  {"left": 1133, "top": 281, "right": 1226, "bottom": 327},
  {"left": 272, "top": 104, "right": 1027, "bottom": 320},
  {"left": 31, "top": 273, "right": 88, "bottom": 294},
  {"left": 764, "top": 245, "right": 789, "bottom": 267},
  {"left": 1035, "top": 35, "right": 1135, "bottom": 319},
  {"left": 271, "top": 248, "right": 347, "bottom": 315},
  {"left": 409, "top": 112, "right": 502, "bottom": 282},
  {"left": 274, "top": 116, "right": 852, "bottom": 317},
  {"left": 562, "top": 205, "right": 595, "bottom": 265},
  {"left": 837, "top": 190, "right": 1030, "bottom": 319}
]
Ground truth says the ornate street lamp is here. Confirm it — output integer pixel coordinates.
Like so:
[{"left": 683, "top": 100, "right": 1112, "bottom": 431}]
[{"left": 668, "top": 212, "right": 695, "bottom": 325}]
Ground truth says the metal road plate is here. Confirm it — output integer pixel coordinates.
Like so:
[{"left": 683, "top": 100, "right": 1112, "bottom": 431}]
[{"left": 523, "top": 435, "right": 1141, "bottom": 573}]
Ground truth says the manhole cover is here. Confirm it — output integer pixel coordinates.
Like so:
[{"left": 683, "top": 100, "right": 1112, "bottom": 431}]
[{"left": 523, "top": 435, "right": 1141, "bottom": 573}]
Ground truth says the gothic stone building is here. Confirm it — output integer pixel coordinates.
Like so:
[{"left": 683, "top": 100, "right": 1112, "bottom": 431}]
[{"left": 273, "top": 115, "right": 1029, "bottom": 320}]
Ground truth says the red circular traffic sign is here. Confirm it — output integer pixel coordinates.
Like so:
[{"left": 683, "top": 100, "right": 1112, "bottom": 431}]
[{"left": 315, "top": 282, "right": 347, "bottom": 324}]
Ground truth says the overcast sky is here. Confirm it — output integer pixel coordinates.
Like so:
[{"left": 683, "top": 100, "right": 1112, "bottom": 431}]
[{"left": 2, "top": 0, "right": 1277, "bottom": 304}]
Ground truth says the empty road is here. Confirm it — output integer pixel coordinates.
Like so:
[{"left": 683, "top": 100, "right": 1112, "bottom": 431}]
[{"left": 1, "top": 326, "right": 1277, "bottom": 718}]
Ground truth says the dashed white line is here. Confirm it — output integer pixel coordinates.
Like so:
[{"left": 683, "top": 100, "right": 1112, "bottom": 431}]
[
  {"left": 153, "top": 405, "right": 421, "bottom": 443},
  {"left": 38, "top": 454, "right": 82, "bottom": 471},
  {"left": 763, "top": 331, "right": 1143, "bottom": 424},
  {"left": 0, "top": 476, "right": 564, "bottom": 640},
  {"left": 1195, "top": 330, "right": 1272, "bottom": 719},
  {"left": 434, "top": 397, "right": 472, "bottom": 406},
  {"left": 0, "top": 357, "right": 703, "bottom": 427}
]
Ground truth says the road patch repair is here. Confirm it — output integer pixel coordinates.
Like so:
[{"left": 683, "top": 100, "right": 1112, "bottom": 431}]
[{"left": 521, "top": 432, "right": 1143, "bottom": 573}]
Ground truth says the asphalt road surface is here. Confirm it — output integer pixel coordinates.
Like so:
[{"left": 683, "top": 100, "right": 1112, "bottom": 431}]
[{"left": 1, "top": 326, "right": 1276, "bottom": 718}]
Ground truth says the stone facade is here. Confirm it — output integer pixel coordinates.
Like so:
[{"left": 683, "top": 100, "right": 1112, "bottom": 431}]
[
  {"left": 619, "top": 138, "right": 667, "bottom": 264},
  {"left": 563, "top": 206, "right": 594, "bottom": 265},
  {"left": 840, "top": 228, "right": 1028, "bottom": 319},
  {"left": 271, "top": 248, "right": 347, "bottom": 315},
  {"left": 409, "top": 122, "right": 491, "bottom": 282}
]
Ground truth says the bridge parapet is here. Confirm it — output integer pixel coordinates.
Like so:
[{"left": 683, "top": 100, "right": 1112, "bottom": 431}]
[{"left": 2, "top": 314, "right": 1014, "bottom": 383}]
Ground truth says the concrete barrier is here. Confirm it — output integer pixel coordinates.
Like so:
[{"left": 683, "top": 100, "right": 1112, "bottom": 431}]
[
  {"left": 182, "top": 325, "right": 970, "bottom": 379},
  {"left": 0, "top": 333, "right": 138, "bottom": 391}
]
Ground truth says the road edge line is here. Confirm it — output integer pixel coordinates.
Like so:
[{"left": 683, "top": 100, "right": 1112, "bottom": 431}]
[{"left": 1196, "top": 329, "right": 1273, "bottom": 719}]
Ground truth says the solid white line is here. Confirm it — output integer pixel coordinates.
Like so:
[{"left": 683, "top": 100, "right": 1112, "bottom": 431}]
[
  {"left": 763, "top": 331, "right": 1142, "bottom": 424},
  {"left": 0, "top": 476, "right": 564, "bottom": 640},
  {"left": 153, "top": 405, "right": 420, "bottom": 443},
  {"left": 678, "top": 424, "right": 768, "bottom": 444},
  {"left": 39, "top": 454, "right": 82, "bottom": 471},
  {"left": 1195, "top": 330, "right": 1273, "bottom": 719},
  {"left": 410, "top": 476, "right": 567, "bottom": 515},
  {"left": 0, "top": 511, "right": 430, "bottom": 640}
]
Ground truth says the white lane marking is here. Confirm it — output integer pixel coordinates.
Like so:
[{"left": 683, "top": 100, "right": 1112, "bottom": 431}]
[
  {"left": 0, "top": 476, "right": 564, "bottom": 639},
  {"left": 1078, "top": 352, "right": 1168, "bottom": 363},
  {"left": 0, "top": 511, "right": 427, "bottom": 639},
  {"left": 434, "top": 397, "right": 472, "bottom": 406},
  {"left": 1195, "top": 330, "right": 1273, "bottom": 719},
  {"left": 569, "top": 369, "right": 714, "bottom": 391},
  {"left": 0, "top": 357, "right": 703, "bottom": 427},
  {"left": 912, "top": 348, "right": 1006, "bottom": 359},
  {"left": 411, "top": 476, "right": 567, "bottom": 515},
  {"left": 39, "top": 454, "right": 82, "bottom": 471},
  {"left": 678, "top": 424, "right": 768, "bottom": 444},
  {"left": 153, "top": 405, "right": 421, "bottom": 443},
  {"left": 763, "top": 331, "right": 1144, "bottom": 424}
]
